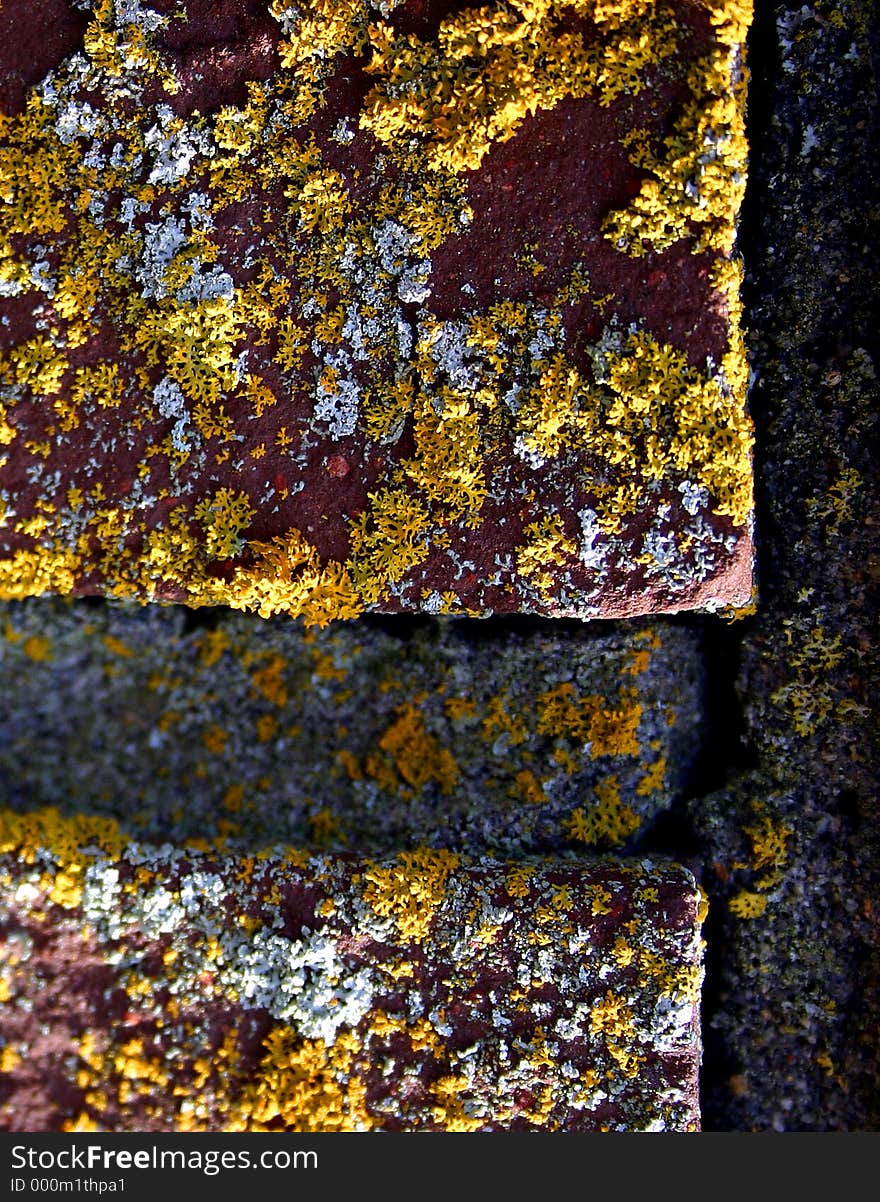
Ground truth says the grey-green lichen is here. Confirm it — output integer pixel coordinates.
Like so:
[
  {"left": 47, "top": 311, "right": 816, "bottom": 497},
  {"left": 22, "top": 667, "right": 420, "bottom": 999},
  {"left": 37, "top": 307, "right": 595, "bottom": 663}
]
[
  {"left": 0, "top": 600, "right": 704, "bottom": 858},
  {"left": 687, "top": 0, "right": 879, "bottom": 1131}
]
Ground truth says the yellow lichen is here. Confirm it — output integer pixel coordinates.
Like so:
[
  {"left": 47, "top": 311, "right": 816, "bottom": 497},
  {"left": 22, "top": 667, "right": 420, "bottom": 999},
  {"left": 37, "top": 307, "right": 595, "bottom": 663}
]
[
  {"left": 514, "top": 352, "right": 597, "bottom": 462},
  {"left": 564, "top": 775, "right": 641, "bottom": 847},
  {"left": 217, "top": 1026, "right": 373, "bottom": 1132},
  {"left": 589, "top": 990, "right": 644, "bottom": 1079},
  {"left": 0, "top": 807, "right": 127, "bottom": 877},
  {"left": 222, "top": 530, "right": 363, "bottom": 626},
  {"left": 374, "top": 703, "right": 460, "bottom": 795},
  {"left": 361, "top": 847, "right": 460, "bottom": 943},
  {"left": 516, "top": 514, "right": 578, "bottom": 594},
  {"left": 21, "top": 634, "right": 53, "bottom": 662},
  {"left": 361, "top": 1, "right": 681, "bottom": 174},
  {"left": 728, "top": 889, "right": 768, "bottom": 919},
  {"left": 347, "top": 487, "right": 432, "bottom": 603},
  {"left": 602, "top": 1, "right": 752, "bottom": 257},
  {"left": 403, "top": 389, "right": 488, "bottom": 523},
  {"left": 598, "top": 330, "right": 753, "bottom": 528}
]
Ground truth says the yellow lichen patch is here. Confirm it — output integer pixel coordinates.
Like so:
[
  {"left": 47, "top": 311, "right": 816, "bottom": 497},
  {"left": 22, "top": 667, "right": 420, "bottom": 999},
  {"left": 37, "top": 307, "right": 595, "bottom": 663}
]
[
  {"left": 585, "top": 883, "right": 612, "bottom": 915},
  {"left": 347, "top": 487, "right": 432, "bottom": 603},
  {"left": 113, "top": 1038, "right": 171, "bottom": 1106},
  {"left": 512, "top": 768, "right": 547, "bottom": 806},
  {"left": 0, "top": 402, "right": 16, "bottom": 447},
  {"left": 275, "top": 0, "right": 372, "bottom": 72},
  {"left": 597, "top": 330, "right": 753, "bottom": 529},
  {"left": 198, "top": 628, "right": 231, "bottom": 668},
  {"left": 429, "top": 1073, "right": 485, "bottom": 1132},
  {"left": 70, "top": 363, "right": 124, "bottom": 411},
  {"left": 589, "top": 990, "right": 629, "bottom": 1038},
  {"left": 0, "top": 544, "right": 81, "bottom": 602},
  {"left": 0, "top": 807, "right": 127, "bottom": 874},
  {"left": 612, "top": 936, "right": 636, "bottom": 968},
  {"left": 536, "top": 682, "right": 587, "bottom": 739},
  {"left": 202, "top": 725, "right": 229, "bottom": 756},
  {"left": 360, "top": 2, "right": 680, "bottom": 174},
  {"left": 536, "top": 681, "right": 643, "bottom": 758},
  {"left": 565, "top": 775, "right": 641, "bottom": 847},
  {"left": 193, "top": 489, "right": 256, "bottom": 560},
  {"left": 516, "top": 514, "right": 578, "bottom": 594},
  {"left": 222, "top": 784, "right": 245, "bottom": 814},
  {"left": 505, "top": 863, "right": 536, "bottom": 898},
  {"left": 82, "top": 0, "right": 176, "bottom": 88},
  {"left": 21, "top": 634, "right": 53, "bottom": 662},
  {"left": 445, "top": 696, "right": 478, "bottom": 725},
  {"left": 136, "top": 506, "right": 204, "bottom": 595},
  {"left": 403, "top": 390, "right": 488, "bottom": 523},
  {"left": 374, "top": 702, "right": 459, "bottom": 794},
  {"left": 250, "top": 654, "right": 289, "bottom": 709},
  {"left": 514, "top": 352, "right": 596, "bottom": 462},
  {"left": 585, "top": 690, "right": 642, "bottom": 758},
  {"left": 7, "top": 336, "right": 68, "bottom": 397},
  {"left": 223, "top": 530, "right": 363, "bottom": 626},
  {"left": 256, "top": 714, "right": 278, "bottom": 742},
  {"left": 0, "top": 104, "right": 78, "bottom": 239},
  {"left": 721, "top": 801, "right": 793, "bottom": 900},
  {"left": 658, "top": 960, "right": 703, "bottom": 1005},
  {"left": 361, "top": 847, "right": 460, "bottom": 943},
  {"left": 307, "top": 807, "right": 342, "bottom": 847},
  {"left": 482, "top": 694, "right": 529, "bottom": 749},
  {"left": 602, "top": 1, "right": 752, "bottom": 257},
  {"left": 361, "top": 377, "right": 415, "bottom": 444},
  {"left": 805, "top": 466, "right": 863, "bottom": 529},
  {"left": 589, "top": 990, "right": 644, "bottom": 1079},
  {"left": 47, "top": 865, "right": 86, "bottom": 910},
  {"left": 101, "top": 635, "right": 133, "bottom": 659},
  {"left": 210, "top": 1026, "right": 372, "bottom": 1132},
  {"left": 133, "top": 296, "right": 243, "bottom": 410},
  {"left": 729, "top": 889, "right": 768, "bottom": 919},
  {"left": 697, "top": 885, "right": 710, "bottom": 925},
  {"left": 239, "top": 373, "right": 278, "bottom": 418},
  {"left": 0, "top": 1042, "right": 20, "bottom": 1069},
  {"left": 636, "top": 755, "right": 667, "bottom": 796},
  {"left": 292, "top": 170, "right": 353, "bottom": 236},
  {"left": 743, "top": 806, "right": 792, "bottom": 875},
  {"left": 769, "top": 610, "right": 860, "bottom": 737}
]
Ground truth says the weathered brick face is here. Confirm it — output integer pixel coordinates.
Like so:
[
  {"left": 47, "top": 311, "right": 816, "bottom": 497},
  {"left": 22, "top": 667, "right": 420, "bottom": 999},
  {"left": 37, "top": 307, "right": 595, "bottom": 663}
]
[
  {"left": 0, "top": 1, "right": 754, "bottom": 621},
  {"left": 0, "top": 811, "right": 705, "bottom": 1131}
]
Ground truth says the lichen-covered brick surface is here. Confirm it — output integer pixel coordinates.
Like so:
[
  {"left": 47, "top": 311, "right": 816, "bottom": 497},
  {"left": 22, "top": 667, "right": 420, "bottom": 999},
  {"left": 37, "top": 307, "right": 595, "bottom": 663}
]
[
  {"left": 0, "top": 809, "right": 705, "bottom": 1131},
  {"left": 0, "top": 601, "right": 704, "bottom": 856},
  {"left": 0, "top": 0, "right": 877, "bottom": 1138},
  {"left": 683, "top": 0, "right": 880, "bottom": 1131},
  {"left": 0, "top": 0, "right": 753, "bottom": 620}
]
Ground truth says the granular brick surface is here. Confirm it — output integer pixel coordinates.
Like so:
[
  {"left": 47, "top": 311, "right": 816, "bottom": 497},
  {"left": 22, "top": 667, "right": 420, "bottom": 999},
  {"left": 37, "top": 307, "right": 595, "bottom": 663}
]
[
  {"left": 0, "top": 600, "right": 705, "bottom": 856},
  {"left": 0, "top": 809, "right": 705, "bottom": 1132},
  {"left": 0, "top": 0, "right": 754, "bottom": 620},
  {"left": 1, "top": 0, "right": 877, "bottom": 1137}
]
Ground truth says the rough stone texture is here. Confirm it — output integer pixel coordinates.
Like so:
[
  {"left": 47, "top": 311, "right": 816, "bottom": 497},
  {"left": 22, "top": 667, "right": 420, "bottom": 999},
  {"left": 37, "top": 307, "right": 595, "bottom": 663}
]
[
  {"left": 0, "top": 0, "right": 754, "bottom": 621},
  {"left": 0, "top": 600, "right": 704, "bottom": 856},
  {"left": 0, "top": 0, "right": 878, "bottom": 1135},
  {"left": 0, "top": 809, "right": 705, "bottom": 1132},
  {"left": 681, "top": 0, "right": 880, "bottom": 1131}
]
